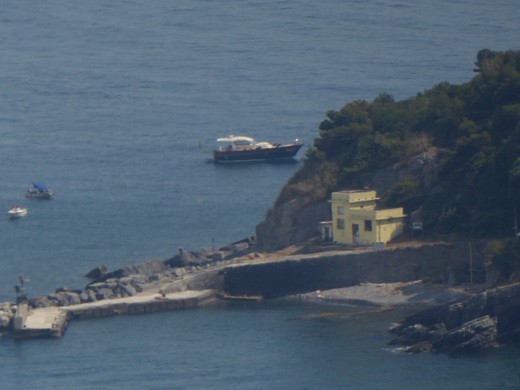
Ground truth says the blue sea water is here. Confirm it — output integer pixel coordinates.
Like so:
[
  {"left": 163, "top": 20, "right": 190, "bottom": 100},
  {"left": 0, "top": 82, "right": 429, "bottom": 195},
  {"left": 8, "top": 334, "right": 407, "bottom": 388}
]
[{"left": 1, "top": 1, "right": 519, "bottom": 388}]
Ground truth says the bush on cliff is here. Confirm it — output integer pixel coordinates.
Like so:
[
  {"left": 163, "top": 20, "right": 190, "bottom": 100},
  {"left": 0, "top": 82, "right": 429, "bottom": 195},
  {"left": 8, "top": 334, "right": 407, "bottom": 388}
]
[
  {"left": 485, "top": 238, "right": 520, "bottom": 281},
  {"left": 380, "top": 177, "right": 425, "bottom": 215}
]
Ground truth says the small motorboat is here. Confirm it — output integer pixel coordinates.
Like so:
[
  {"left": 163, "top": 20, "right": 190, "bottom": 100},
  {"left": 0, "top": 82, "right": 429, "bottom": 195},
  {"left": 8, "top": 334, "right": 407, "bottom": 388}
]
[
  {"left": 8, "top": 205, "right": 28, "bottom": 218},
  {"left": 213, "top": 135, "right": 303, "bottom": 162},
  {"left": 26, "top": 182, "right": 53, "bottom": 199}
]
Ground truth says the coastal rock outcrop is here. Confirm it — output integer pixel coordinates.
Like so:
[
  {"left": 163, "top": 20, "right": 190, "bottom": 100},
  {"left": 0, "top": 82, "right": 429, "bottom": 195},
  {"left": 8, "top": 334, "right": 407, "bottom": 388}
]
[
  {"left": 438, "top": 315, "right": 499, "bottom": 353},
  {"left": 388, "top": 282, "right": 520, "bottom": 353},
  {"left": 256, "top": 199, "right": 330, "bottom": 252}
]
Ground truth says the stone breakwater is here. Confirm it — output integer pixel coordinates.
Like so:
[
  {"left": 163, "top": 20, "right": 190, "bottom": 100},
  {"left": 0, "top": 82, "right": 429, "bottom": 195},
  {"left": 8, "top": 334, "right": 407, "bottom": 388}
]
[
  {"left": 1, "top": 237, "right": 510, "bottom": 353},
  {"left": 0, "top": 240, "right": 254, "bottom": 338},
  {"left": 26, "top": 238, "right": 256, "bottom": 309},
  {"left": 25, "top": 259, "right": 218, "bottom": 309}
]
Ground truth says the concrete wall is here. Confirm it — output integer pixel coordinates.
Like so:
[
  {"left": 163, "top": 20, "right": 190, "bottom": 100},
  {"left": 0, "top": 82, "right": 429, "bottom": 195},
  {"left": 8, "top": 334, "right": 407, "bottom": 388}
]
[
  {"left": 223, "top": 241, "right": 486, "bottom": 298},
  {"left": 12, "top": 303, "right": 28, "bottom": 330},
  {"left": 377, "top": 218, "right": 405, "bottom": 244}
]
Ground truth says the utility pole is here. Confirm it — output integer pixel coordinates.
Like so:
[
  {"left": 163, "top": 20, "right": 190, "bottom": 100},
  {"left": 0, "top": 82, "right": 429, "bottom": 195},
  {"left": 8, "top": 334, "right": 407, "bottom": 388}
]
[
  {"left": 514, "top": 205, "right": 518, "bottom": 236},
  {"left": 469, "top": 213, "right": 473, "bottom": 285},
  {"left": 469, "top": 239, "right": 473, "bottom": 285}
]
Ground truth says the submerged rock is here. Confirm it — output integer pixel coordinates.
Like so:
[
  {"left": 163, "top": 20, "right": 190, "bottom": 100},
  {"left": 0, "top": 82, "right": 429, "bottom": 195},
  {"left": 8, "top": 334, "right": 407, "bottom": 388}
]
[{"left": 402, "top": 341, "right": 434, "bottom": 353}]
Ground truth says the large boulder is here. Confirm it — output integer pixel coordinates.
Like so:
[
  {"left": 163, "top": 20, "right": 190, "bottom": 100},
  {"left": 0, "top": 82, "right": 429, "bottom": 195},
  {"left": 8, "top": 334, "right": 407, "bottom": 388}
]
[
  {"left": 166, "top": 250, "right": 211, "bottom": 268},
  {"left": 50, "top": 291, "right": 82, "bottom": 306},
  {"left": 92, "top": 259, "right": 168, "bottom": 282},
  {"left": 29, "top": 296, "right": 59, "bottom": 308},
  {"left": 166, "top": 241, "right": 255, "bottom": 268},
  {"left": 0, "top": 303, "right": 15, "bottom": 329},
  {"left": 84, "top": 265, "right": 108, "bottom": 279}
]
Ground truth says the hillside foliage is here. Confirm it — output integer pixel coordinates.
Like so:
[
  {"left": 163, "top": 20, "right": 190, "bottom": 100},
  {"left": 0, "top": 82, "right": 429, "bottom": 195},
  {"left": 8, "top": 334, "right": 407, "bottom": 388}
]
[
  {"left": 485, "top": 238, "right": 520, "bottom": 281},
  {"left": 284, "top": 49, "right": 520, "bottom": 237}
]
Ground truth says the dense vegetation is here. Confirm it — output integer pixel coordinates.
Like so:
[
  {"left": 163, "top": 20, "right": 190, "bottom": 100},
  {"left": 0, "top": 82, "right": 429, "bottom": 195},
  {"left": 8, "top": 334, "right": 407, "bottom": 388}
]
[
  {"left": 283, "top": 49, "right": 520, "bottom": 240},
  {"left": 485, "top": 237, "right": 520, "bottom": 281}
]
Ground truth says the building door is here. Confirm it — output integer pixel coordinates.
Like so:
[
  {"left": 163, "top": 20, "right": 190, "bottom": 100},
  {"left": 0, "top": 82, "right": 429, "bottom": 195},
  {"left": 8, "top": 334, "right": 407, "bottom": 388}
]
[
  {"left": 325, "top": 226, "right": 331, "bottom": 241},
  {"left": 352, "top": 223, "right": 359, "bottom": 244}
]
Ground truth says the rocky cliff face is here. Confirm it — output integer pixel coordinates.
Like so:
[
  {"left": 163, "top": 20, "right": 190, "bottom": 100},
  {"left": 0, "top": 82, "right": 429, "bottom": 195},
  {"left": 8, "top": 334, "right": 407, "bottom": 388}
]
[
  {"left": 255, "top": 199, "right": 330, "bottom": 252},
  {"left": 369, "top": 147, "right": 450, "bottom": 196},
  {"left": 256, "top": 147, "right": 449, "bottom": 251}
]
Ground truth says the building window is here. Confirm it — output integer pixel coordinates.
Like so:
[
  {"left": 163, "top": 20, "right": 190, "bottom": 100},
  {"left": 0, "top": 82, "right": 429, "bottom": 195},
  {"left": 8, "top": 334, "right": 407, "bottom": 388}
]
[
  {"left": 337, "top": 206, "right": 344, "bottom": 215},
  {"left": 337, "top": 218, "right": 345, "bottom": 230},
  {"left": 364, "top": 220, "right": 372, "bottom": 231}
]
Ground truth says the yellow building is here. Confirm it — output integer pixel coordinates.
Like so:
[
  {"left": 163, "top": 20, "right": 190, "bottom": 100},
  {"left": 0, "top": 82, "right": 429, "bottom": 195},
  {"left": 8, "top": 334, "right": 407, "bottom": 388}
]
[{"left": 329, "top": 190, "right": 406, "bottom": 245}]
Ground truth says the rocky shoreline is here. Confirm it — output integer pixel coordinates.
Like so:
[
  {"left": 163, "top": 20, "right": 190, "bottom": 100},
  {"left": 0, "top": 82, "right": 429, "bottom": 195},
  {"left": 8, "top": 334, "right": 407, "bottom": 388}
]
[
  {"left": 1, "top": 238, "right": 519, "bottom": 354},
  {"left": 287, "top": 280, "right": 473, "bottom": 308},
  {"left": 386, "top": 282, "right": 520, "bottom": 354}
]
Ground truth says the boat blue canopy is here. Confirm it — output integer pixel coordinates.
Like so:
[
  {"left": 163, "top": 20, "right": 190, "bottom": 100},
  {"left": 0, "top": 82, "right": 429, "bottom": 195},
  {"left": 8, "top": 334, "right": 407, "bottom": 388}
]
[{"left": 32, "top": 182, "right": 49, "bottom": 191}]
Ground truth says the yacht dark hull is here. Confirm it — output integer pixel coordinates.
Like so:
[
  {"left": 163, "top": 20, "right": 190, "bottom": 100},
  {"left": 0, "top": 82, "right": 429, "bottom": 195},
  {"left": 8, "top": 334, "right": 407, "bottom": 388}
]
[{"left": 213, "top": 143, "right": 303, "bottom": 162}]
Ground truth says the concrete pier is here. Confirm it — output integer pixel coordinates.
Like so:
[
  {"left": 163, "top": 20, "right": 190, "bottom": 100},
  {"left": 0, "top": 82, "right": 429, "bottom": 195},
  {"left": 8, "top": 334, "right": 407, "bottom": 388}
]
[
  {"left": 11, "top": 290, "right": 216, "bottom": 339},
  {"left": 62, "top": 289, "right": 216, "bottom": 319},
  {"left": 12, "top": 303, "right": 70, "bottom": 339}
]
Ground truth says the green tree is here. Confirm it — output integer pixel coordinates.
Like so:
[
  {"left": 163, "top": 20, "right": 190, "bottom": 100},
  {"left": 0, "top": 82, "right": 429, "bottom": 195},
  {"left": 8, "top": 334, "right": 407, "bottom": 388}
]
[
  {"left": 284, "top": 49, "right": 520, "bottom": 238},
  {"left": 485, "top": 238, "right": 520, "bottom": 278}
]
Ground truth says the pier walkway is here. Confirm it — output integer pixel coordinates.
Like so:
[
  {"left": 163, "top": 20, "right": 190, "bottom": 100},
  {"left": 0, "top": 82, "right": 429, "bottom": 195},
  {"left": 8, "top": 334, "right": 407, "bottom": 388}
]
[{"left": 12, "top": 290, "right": 216, "bottom": 339}]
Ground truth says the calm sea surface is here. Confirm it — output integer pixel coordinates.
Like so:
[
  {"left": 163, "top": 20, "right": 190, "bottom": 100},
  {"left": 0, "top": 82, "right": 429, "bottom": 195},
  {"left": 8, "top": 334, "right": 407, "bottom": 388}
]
[{"left": 1, "top": 1, "right": 519, "bottom": 388}]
